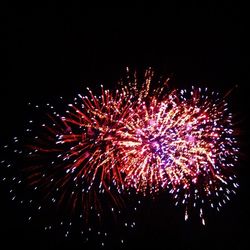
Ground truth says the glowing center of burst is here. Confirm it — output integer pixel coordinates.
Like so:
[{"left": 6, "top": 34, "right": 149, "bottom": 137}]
[{"left": 150, "top": 141, "right": 160, "bottom": 151}]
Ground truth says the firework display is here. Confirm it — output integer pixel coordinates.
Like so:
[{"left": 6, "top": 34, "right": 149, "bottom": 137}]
[{"left": 0, "top": 68, "right": 239, "bottom": 244}]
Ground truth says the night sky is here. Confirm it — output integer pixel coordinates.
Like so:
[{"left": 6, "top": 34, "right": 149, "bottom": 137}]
[{"left": 1, "top": 5, "right": 248, "bottom": 250}]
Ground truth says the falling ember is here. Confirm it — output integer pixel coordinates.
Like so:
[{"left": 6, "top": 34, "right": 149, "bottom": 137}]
[{"left": 185, "top": 209, "right": 188, "bottom": 221}]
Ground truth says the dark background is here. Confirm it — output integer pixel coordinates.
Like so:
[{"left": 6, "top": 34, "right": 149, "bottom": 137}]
[{"left": 1, "top": 5, "right": 248, "bottom": 250}]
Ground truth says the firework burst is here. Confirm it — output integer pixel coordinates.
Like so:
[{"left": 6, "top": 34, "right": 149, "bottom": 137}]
[
  {"left": 34, "top": 86, "right": 138, "bottom": 209},
  {"left": 116, "top": 73, "right": 239, "bottom": 223}
]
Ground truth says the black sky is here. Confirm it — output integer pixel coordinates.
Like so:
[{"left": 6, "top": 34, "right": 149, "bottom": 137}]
[{"left": 1, "top": 5, "right": 248, "bottom": 250}]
